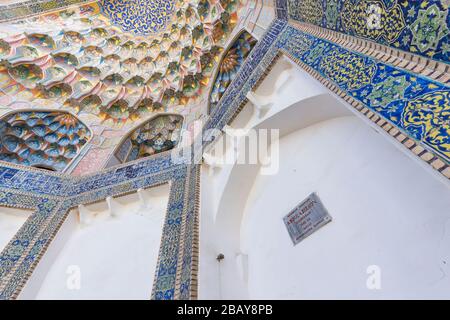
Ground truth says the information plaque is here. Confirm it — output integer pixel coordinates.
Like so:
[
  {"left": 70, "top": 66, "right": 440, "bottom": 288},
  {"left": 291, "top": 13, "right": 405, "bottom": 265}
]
[{"left": 283, "top": 192, "right": 332, "bottom": 245}]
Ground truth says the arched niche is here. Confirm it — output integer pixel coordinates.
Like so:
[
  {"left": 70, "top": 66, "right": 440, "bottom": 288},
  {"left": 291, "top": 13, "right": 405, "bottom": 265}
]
[
  {"left": 199, "top": 58, "right": 450, "bottom": 299},
  {"left": 106, "top": 113, "right": 184, "bottom": 167},
  {"left": 208, "top": 29, "right": 257, "bottom": 114},
  {"left": 18, "top": 183, "right": 171, "bottom": 300},
  {"left": 0, "top": 109, "right": 92, "bottom": 172}
]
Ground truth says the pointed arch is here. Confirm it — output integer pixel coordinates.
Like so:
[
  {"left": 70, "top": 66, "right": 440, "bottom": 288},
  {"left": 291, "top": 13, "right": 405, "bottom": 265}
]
[{"left": 208, "top": 29, "right": 257, "bottom": 114}]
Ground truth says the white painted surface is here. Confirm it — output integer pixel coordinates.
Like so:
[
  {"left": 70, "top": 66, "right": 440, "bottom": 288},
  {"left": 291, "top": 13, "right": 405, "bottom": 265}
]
[
  {"left": 19, "top": 184, "right": 170, "bottom": 300},
  {"left": 199, "top": 56, "right": 450, "bottom": 299},
  {"left": 0, "top": 207, "right": 31, "bottom": 252},
  {"left": 0, "top": 0, "right": 29, "bottom": 4}
]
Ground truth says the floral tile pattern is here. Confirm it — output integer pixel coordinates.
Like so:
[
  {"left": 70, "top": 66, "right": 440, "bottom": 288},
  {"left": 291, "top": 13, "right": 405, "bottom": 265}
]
[
  {"left": 0, "top": 0, "right": 449, "bottom": 302},
  {"left": 0, "top": 110, "right": 92, "bottom": 171},
  {"left": 209, "top": 31, "right": 257, "bottom": 110}
]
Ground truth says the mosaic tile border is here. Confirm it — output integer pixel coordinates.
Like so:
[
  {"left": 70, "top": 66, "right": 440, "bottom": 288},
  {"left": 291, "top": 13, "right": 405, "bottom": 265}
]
[
  {"left": 0, "top": 0, "right": 94, "bottom": 22},
  {"left": 0, "top": 165, "right": 187, "bottom": 299},
  {"left": 276, "top": 0, "right": 288, "bottom": 20},
  {"left": 99, "top": 0, "right": 176, "bottom": 35},
  {"left": 211, "top": 20, "right": 450, "bottom": 179},
  {"left": 174, "top": 164, "right": 200, "bottom": 300},
  {"left": 278, "top": 25, "right": 450, "bottom": 165},
  {"left": 0, "top": 165, "right": 70, "bottom": 198},
  {"left": 202, "top": 15, "right": 450, "bottom": 180},
  {"left": 281, "top": 48, "right": 450, "bottom": 178},
  {"left": 290, "top": 20, "right": 450, "bottom": 85},
  {"left": 0, "top": 199, "right": 66, "bottom": 299}
]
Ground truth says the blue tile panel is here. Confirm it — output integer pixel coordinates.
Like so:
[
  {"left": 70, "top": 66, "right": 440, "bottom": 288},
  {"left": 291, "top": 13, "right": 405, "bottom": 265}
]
[
  {"left": 286, "top": 0, "right": 450, "bottom": 65},
  {"left": 280, "top": 25, "right": 450, "bottom": 162}
]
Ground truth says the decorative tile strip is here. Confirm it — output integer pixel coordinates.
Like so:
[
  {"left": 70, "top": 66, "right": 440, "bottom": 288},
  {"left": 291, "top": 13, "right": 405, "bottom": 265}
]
[
  {"left": 152, "top": 169, "right": 188, "bottom": 300},
  {"left": 0, "top": 164, "right": 192, "bottom": 299},
  {"left": 280, "top": 24, "right": 450, "bottom": 167},
  {"left": 282, "top": 48, "right": 450, "bottom": 180},
  {"left": 0, "top": 164, "right": 70, "bottom": 198},
  {"left": 286, "top": 0, "right": 450, "bottom": 65},
  {"left": 202, "top": 16, "right": 450, "bottom": 181},
  {"left": 0, "top": 199, "right": 68, "bottom": 299}
]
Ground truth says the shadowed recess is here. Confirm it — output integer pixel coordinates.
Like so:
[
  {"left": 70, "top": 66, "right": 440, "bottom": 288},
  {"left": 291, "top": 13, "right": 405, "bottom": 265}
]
[{"left": 0, "top": 110, "right": 91, "bottom": 171}]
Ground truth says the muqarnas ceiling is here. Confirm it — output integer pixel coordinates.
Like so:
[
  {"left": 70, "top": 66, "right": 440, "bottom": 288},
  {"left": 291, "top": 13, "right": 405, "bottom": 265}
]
[
  {"left": 0, "top": 0, "right": 243, "bottom": 125},
  {"left": 114, "top": 114, "right": 183, "bottom": 163},
  {"left": 209, "top": 30, "right": 257, "bottom": 110},
  {"left": 0, "top": 110, "right": 91, "bottom": 171}
]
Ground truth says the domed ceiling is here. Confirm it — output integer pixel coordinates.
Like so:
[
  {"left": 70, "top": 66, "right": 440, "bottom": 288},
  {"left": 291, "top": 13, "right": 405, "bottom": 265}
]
[
  {"left": 0, "top": 110, "right": 91, "bottom": 171},
  {"left": 0, "top": 0, "right": 243, "bottom": 126},
  {"left": 0, "top": 0, "right": 259, "bottom": 174}
]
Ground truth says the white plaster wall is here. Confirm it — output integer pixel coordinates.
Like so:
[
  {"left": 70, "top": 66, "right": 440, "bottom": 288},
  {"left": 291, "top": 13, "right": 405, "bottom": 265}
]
[
  {"left": 0, "top": 207, "right": 31, "bottom": 252},
  {"left": 18, "top": 184, "right": 170, "bottom": 300},
  {"left": 199, "top": 55, "right": 450, "bottom": 299}
]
